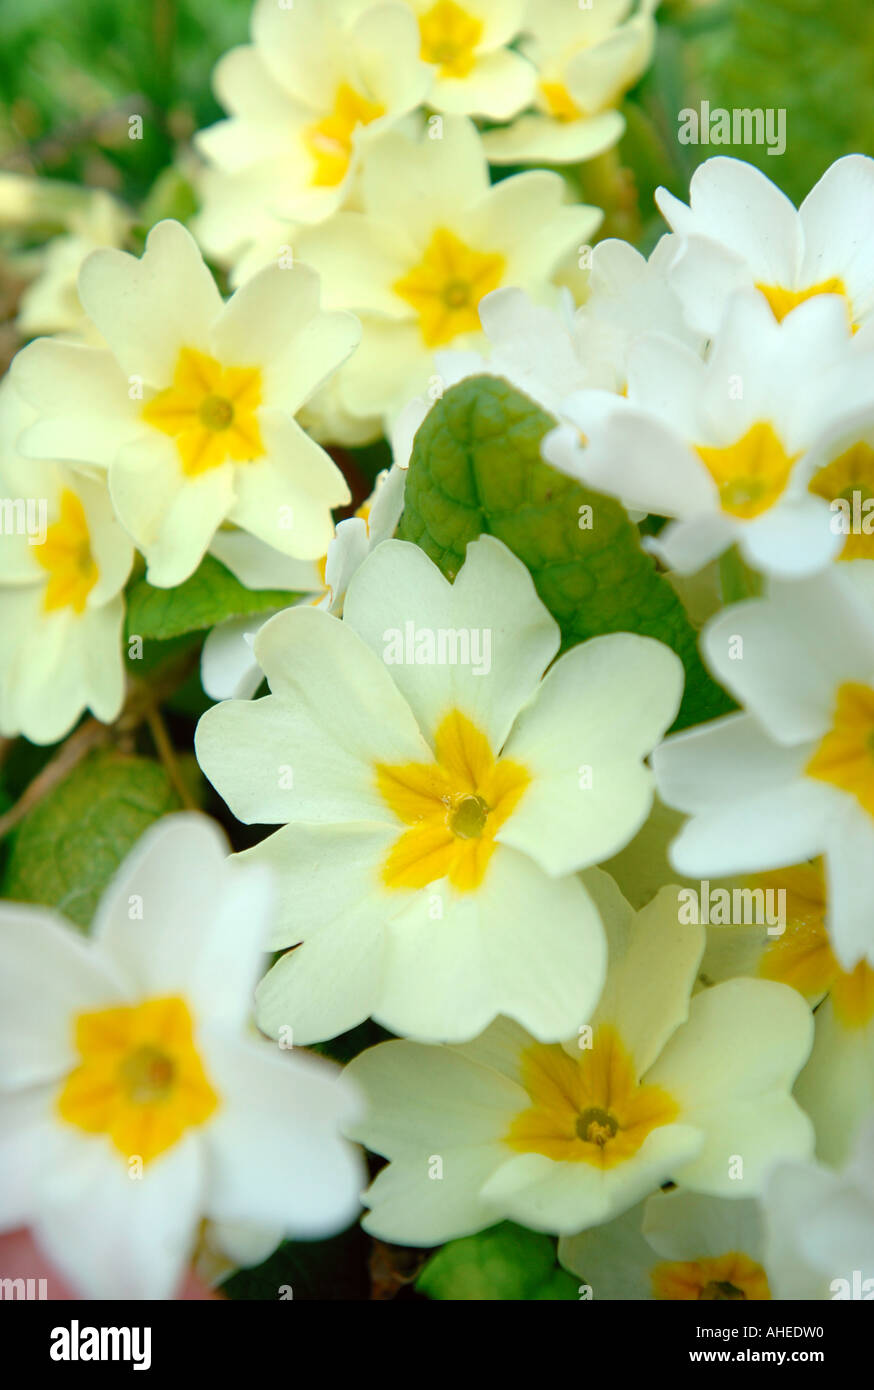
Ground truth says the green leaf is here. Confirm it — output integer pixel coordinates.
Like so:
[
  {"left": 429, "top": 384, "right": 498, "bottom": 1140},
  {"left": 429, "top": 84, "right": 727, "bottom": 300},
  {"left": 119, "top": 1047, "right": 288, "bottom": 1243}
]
[
  {"left": 417, "top": 1222, "right": 578, "bottom": 1301},
  {"left": 3, "top": 751, "right": 181, "bottom": 929},
  {"left": 397, "top": 376, "right": 731, "bottom": 731},
  {"left": 125, "top": 554, "right": 300, "bottom": 643}
]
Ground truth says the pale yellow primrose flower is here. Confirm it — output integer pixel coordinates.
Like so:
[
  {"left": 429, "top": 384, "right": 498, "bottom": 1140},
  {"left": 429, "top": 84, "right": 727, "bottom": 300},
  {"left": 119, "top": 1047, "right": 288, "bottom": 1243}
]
[
  {"left": 0, "top": 379, "right": 132, "bottom": 745},
  {"left": 0, "top": 815, "right": 364, "bottom": 1300},
  {"left": 292, "top": 116, "right": 602, "bottom": 426},
  {"left": 484, "top": 0, "right": 659, "bottom": 166},
  {"left": 794, "top": 986, "right": 874, "bottom": 1174},
  {"left": 380, "top": 0, "right": 536, "bottom": 118},
  {"left": 559, "top": 1190, "right": 770, "bottom": 1301},
  {"left": 343, "top": 872, "right": 813, "bottom": 1242},
  {"left": 15, "top": 188, "right": 130, "bottom": 341},
  {"left": 668, "top": 855, "right": 874, "bottom": 1172},
  {"left": 193, "top": 0, "right": 431, "bottom": 266},
  {"left": 195, "top": 536, "right": 683, "bottom": 1045},
  {"left": 10, "top": 220, "right": 359, "bottom": 588}
]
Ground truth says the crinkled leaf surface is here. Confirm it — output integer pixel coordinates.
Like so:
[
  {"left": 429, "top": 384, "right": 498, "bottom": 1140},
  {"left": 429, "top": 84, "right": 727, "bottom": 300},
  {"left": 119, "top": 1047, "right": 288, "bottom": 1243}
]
[
  {"left": 417, "top": 1222, "right": 578, "bottom": 1301},
  {"left": 3, "top": 751, "right": 181, "bottom": 929},
  {"left": 397, "top": 376, "right": 731, "bottom": 730}
]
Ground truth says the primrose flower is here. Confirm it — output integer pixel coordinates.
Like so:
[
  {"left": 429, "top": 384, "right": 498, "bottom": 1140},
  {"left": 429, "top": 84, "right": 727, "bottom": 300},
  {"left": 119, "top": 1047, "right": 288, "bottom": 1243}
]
[
  {"left": 392, "top": 0, "right": 535, "bottom": 118},
  {"left": 194, "top": 0, "right": 430, "bottom": 265},
  {"left": 794, "top": 988, "right": 874, "bottom": 1174},
  {"left": 343, "top": 873, "right": 813, "bottom": 1242},
  {"left": 201, "top": 463, "right": 406, "bottom": 701},
  {"left": 195, "top": 535, "right": 682, "bottom": 1045},
  {"left": 657, "top": 154, "right": 874, "bottom": 337},
  {"left": 804, "top": 410, "right": 874, "bottom": 564},
  {"left": 16, "top": 189, "right": 130, "bottom": 341},
  {"left": 431, "top": 235, "right": 701, "bottom": 422},
  {"left": 484, "top": 0, "right": 658, "bottom": 166},
  {"left": 11, "top": 219, "right": 359, "bottom": 587},
  {"left": 653, "top": 563, "right": 874, "bottom": 971},
  {"left": 761, "top": 1118, "right": 874, "bottom": 1300},
  {"left": 674, "top": 855, "right": 874, "bottom": 1172},
  {"left": 695, "top": 859, "right": 873, "bottom": 1016},
  {"left": 555, "top": 290, "right": 874, "bottom": 577},
  {"left": 292, "top": 117, "right": 601, "bottom": 424},
  {"left": 0, "top": 815, "right": 364, "bottom": 1300},
  {"left": 558, "top": 1190, "right": 769, "bottom": 1300},
  {"left": 0, "top": 381, "right": 132, "bottom": 745}
]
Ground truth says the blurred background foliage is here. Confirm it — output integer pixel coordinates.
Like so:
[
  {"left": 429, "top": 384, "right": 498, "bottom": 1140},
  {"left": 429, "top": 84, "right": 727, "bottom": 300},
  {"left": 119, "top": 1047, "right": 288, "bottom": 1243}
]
[{"left": 0, "top": 0, "right": 250, "bottom": 197}]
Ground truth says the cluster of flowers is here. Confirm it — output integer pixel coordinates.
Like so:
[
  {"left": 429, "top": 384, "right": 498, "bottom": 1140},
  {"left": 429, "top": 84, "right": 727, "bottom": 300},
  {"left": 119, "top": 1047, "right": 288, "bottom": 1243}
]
[
  {"left": 1, "top": 0, "right": 873, "bottom": 1302},
  {"left": 1, "top": 0, "right": 659, "bottom": 745}
]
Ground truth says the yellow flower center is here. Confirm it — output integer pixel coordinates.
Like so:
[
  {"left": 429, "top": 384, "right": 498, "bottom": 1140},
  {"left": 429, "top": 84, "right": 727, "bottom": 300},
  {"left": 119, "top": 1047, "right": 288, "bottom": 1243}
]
[
  {"left": 755, "top": 276, "right": 853, "bottom": 327},
  {"left": 142, "top": 347, "right": 264, "bottom": 477},
  {"left": 755, "top": 860, "right": 874, "bottom": 1028},
  {"left": 809, "top": 442, "right": 874, "bottom": 560},
  {"left": 35, "top": 489, "right": 99, "bottom": 615},
  {"left": 651, "top": 1253, "right": 770, "bottom": 1301},
  {"left": 56, "top": 996, "right": 219, "bottom": 1165},
  {"left": 806, "top": 681, "right": 874, "bottom": 822},
  {"left": 304, "top": 82, "right": 385, "bottom": 188},
  {"left": 540, "top": 81, "right": 583, "bottom": 122},
  {"left": 695, "top": 421, "right": 798, "bottom": 519},
  {"left": 419, "top": 0, "right": 483, "bottom": 77},
  {"left": 504, "top": 1026, "right": 679, "bottom": 1168},
  {"left": 393, "top": 227, "right": 506, "bottom": 347},
  {"left": 375, "top": 709, "right": 529, "bottom": 892}
]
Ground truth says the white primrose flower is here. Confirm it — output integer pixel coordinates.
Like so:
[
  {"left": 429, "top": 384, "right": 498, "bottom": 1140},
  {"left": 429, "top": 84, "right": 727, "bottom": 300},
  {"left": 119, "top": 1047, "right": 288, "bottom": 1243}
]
[
  {"left": 201, "top": 463, "right": 406, "bottom": 702},
  {"left": 321, "top": 461, "right": 408, "bottom": 612},
  {"left": 0, "top": 814, "right": 364, "bottom": 1300},
  {"left": 193, "top": 0, "right": 430, "bottom": 265},
  {"left": 428, "top": 235, "right": 701, "bottom": 420},
  {"left": 10, "top": 219, "right": 359, "bottom": 587},
  {"left": 291, "top": 117, "right": 602, "bottom": 425},
  {"left": 762, "top": 1117, "right": 874, "bottom": 1301},
  {"left": 0, "top": 380, "right": 132, "bottom": 745},
  {"left": 656, "top": 154, "right": 874, "bottom": 338},
  {"left": 343, "top": 872, "right": 813, "bottom": 1242},
  {"left": 558, "top": 1190, "right": 770, "bottom": 1301},
  {"left": 552, "top": 290, "right": 874, "bottom": 577},
  {"left": 653, "top": 563, "right": 874, "bottom": 971},
  {"left": 483, "top": 0, "right": 658, "bottom": 166},
  {"left": 195, "top": 535, "right": 683, "bottom": 1045}
]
